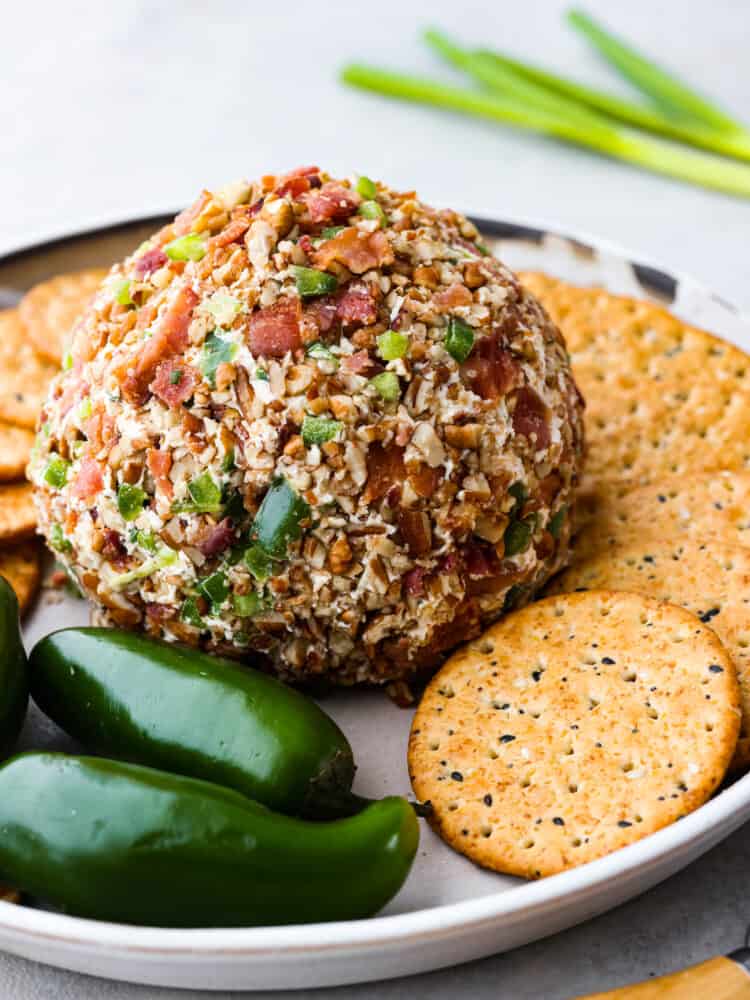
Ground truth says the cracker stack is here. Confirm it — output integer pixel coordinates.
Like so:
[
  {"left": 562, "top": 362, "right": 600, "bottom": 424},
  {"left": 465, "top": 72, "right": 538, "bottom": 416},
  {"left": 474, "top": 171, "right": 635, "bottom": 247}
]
[
  {"left": 0, "top": 270, "right": 105, "bottom": 614},
  {"left": 410, "top": 272, "right": 750, "bottom": 879}
]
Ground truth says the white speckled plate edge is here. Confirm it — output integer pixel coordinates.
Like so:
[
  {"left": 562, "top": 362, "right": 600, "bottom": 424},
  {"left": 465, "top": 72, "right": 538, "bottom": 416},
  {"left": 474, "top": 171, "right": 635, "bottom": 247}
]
[{"left": 0, "top": 214, "right": 749, "bottom": 991}]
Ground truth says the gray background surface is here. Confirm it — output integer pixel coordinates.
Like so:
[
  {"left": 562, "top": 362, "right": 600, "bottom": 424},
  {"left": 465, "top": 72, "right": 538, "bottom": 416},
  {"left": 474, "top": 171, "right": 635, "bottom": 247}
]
[{"left": 2, "top": 0, "right": 750, "bottom": 996}]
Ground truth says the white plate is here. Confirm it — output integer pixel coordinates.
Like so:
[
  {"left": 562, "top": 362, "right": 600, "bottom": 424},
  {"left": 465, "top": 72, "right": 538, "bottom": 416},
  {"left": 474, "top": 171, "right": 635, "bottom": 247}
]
[{"left": 1, "top": 215, "right": 749, "bottom": 991}]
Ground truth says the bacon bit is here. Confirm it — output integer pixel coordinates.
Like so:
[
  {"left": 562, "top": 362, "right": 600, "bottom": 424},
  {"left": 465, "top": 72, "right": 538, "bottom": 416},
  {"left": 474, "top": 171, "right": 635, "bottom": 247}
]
[
  {"left": 403, "top": 567, "right": 426, "bottom": 596},
  {"left": 71, "top": 458, "right": 104, "bottom": 500},
  {"left": 434, "top": 283, "right": 473, "bottom": 311},
  {"left": 102, "top": 529, "right": 127, "bottom": 565},
  {"left": 123, "top": 285, "right": 199, "bottom": 404},
  {"left": 145, "top": 603, "right": 175, "bottom": 623},
  {"left": 306, "top": 183, "right": 360, "bottom": 223},
  {"left": 199, "top": 516, "right": 236, "bottom": 557},
  {"left": 298, "top": 234, "right": 314, "bottom": 256},
  {"left": 363, "top": 443, "right": 406, "bottom": 504},
  {"left": 340, "top": 350, "right": 374, "bottom": 375},
  {"left": 461, "top": 335, "right": 522, "bottom": 401},
  {"left": 147, "top": 448, "right": 173, "bottom": 499},
  {"left": 150, "top": 360, "right": 199, "bottom": 409},
  {"left": 461, "top": 540, "right": 502, "bottom": 579},
  {"left": 302, "top": 296, "right": 338, "bottom": 336},
  {"left": 276, "top": 175, "right": 311, "bottom": 199},
  {"left": 440, "top": 552, "right": 460, "bottom": 573},
  {"left": 313, "top": 227, "right": 393, "bottom": 275},
  {"left": 209, "top": 216, "right": 251, "bottom": 249},
  {"left": 173, "top": 190, "right": 211, "bottom": 236},
  {"left": 512, "top": 386, "right": 551, "bottom": 450},
  {"left": 456, "top": 238, "right": 483, "bottom": 258},
  {"left": 134, "top": 247, "right": 168, "bottom": 279},
  {"left": 247, "top": 297, "right": 301, "bottom": 358},
  {"left": 84, "top": 409, "right": 116, "bottom": 454},
  {"left": 397, "top": 510, "right": 432, "bottom": 556},
  {"left": 337, "top": 283, "right": 378, "bottom": 326}
]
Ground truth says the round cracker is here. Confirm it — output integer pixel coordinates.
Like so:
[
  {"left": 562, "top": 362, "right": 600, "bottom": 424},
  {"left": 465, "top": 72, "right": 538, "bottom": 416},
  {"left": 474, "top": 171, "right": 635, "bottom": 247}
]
[
  {"left": 0, "top": 311, "right": 58, "bottom": 430},
  {"left": 520, "top": 272, "right": 750, "bottom": 498},
  {"left": 0, "top": 482, "right": 37, "bottom": 542},
  {"left": 409, "top": 591, "right": 739, "bottom": 879},
  {"left": 547, "top": 540, "right": 750, "bottom": 770},
  {"left": 0, "top": 423, "right": 35, "bottom": 482},
  {"left": 0, "top": 540, "right": 42, "bottom": 615},
  {"left": 572, "top": 471, "right": 750, "bottom": 564},
  {"left": 18, "top": 269, "right": 107, "bottom": 365}
]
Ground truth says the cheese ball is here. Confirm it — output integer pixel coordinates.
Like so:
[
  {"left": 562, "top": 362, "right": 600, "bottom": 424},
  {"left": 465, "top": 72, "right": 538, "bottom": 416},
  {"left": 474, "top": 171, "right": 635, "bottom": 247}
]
[{"left": 30, "top": 168, "right": 585, "bottom": 688}]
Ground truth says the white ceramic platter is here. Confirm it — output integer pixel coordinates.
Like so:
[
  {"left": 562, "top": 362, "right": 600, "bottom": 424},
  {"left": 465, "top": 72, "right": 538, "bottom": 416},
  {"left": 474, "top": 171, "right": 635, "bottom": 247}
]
[{"left": 1, "top": 215, "right": 749, "bottom": 991}]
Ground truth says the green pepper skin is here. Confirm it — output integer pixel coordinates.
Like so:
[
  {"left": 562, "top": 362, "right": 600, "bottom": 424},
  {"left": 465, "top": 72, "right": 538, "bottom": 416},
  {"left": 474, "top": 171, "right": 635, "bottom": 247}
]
[
  {"left": 0, "top": 578, "right": 28, "bottom": 758},
  {"left": 0, "top": 753, "right": 419, "bottom": 927},
  {"left": 29, "top": 629, "right": 356, "bottom": 818}
]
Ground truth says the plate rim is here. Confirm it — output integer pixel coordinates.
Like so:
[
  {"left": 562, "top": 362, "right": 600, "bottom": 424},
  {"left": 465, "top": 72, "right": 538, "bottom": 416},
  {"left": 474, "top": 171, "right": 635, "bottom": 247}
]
[{"left": 2, "top": 212, "right": 749, "bottom": 964}]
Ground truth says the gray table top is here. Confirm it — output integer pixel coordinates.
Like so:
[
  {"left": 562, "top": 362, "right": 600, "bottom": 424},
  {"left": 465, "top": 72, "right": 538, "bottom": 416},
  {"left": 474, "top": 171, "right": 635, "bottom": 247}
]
[{"left": 3, "top": 0, "right": 750, "bottom": 995}]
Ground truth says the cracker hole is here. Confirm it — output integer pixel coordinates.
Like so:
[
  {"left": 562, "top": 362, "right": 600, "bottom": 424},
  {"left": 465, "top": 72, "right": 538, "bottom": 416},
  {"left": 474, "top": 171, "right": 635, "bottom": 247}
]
[
  {"left": 571, "top": 838, "right": 582, "bottom": 847},
  {"left": 568, "top": 783, "right": 578, "bottom": 793},
  {"left": 622, "top": 762, "right": 634, "bottom": 773},
  {"left": 480, "top": 825, "right": 492, "bottom": 838},
  {"left": 429, "top": 742, "right": 440, "bottom": 751},
  {"left": 623, "top": 671, "right": 637, "bottom": 682},
  {"left": 522, "top": 839, "right": 535, "bottom": 849},
  {"left": 448, "top": 802, "right": 459, "bottom": 812}
]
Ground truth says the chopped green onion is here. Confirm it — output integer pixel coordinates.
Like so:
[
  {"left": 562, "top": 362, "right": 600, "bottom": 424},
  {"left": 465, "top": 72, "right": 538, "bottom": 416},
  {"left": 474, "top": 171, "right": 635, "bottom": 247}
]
[
  {"left": 255, "top": 367, "right": 269, "bottom": 381},
  {"left": 181, "top": 596, "right": 204, "bottom": 629},
  {"left": 369, "top": 371, "right": 400, "bottom": 401},
  {"left": 340, "top": 63, "right": 750, "bottom": 198},
  {"left": 221, "top": 449, "right": 235, "bottom": 473},
  {"left": 232, "top": 591, "right": 264, "bottom": 617},
  {"left": 117, "top": 483, "right": 148, "bottom": 521},
  {"left": 62, "top": 351, "right": 73, "bottom": 371},
  {"left": 376, "top": 329, "right": 409, "bottom": 361},
  {"left": 169, "top": 369, "right": 183, "bottom": 386},
  {"left": 503, "top": 518, "right": 532, "bottom": 557},
  {"left": 507, "top": 481, "right": 528, "bottom": 518},
  {"left": 567, "top": 9, "right": 746, "bottom": 136},
  {"left": 320, "top": 226, "right": 345, "bottom": 240},
  {"left": 111, "top": 547, "right": 178, "bottom": 590},
  {"left": 548, "top": 506, "right": 567, "bottom": 539},
  {"left": 49, "top": 523, "right": 72, "bottom": 553},
  {"left": 358, "top": 200, "right": 387, "bottom": 226},
  {"left": 112, "top": 277, "right": 133, "bottom": 306},
  {"left": 204, "top": 290, "right": 241, "bottom": 326},
  {"left": 172, "top": 472, "right": 223, "bottom": 515},
  {"left": 200, "top": 332, "right": 237, "bottom": 388},
  {"left": 251, "top": 477, "right": 310, "bottom": 559},
  {"left": 356, "top": 175, "right": 378, "bottom": 198},
  {"left": 244, "top": 543, "right": 273, "bottom": 581},
  {"left": 134, "top": 529, "right": 159, "bottom": 553},
  {"left": 44, "top": 455, "right": 70, "bottom": 490},
  {"left": 78, "top": 397, "right": 92, "bottom": 422},
  {"left": 164, "top": 233, "right": 207, "bottom": 262},
  {"left": 198, "top": 571, "right": 229, "bottom": 609},
  {"left": 301, "top": 415, "right": 343, "bottom": 446},
  {"left": 445, "top": 317, "right": 475, "bottom": 362},
  {"left": 291, "top": 265, "right": 338, "bottom": 298},
  {"left": 307, "top": 342, "right": 339, "bottom": 367}
]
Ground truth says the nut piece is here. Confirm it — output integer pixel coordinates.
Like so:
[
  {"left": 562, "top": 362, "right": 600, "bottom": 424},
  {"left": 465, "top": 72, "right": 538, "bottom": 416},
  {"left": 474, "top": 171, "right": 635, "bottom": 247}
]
[
  {"left": 329, "top": 535, "right": 353, "bottom": 574},
  {"left": 445, "top": 424, "right": 483, "bottom": 450}
]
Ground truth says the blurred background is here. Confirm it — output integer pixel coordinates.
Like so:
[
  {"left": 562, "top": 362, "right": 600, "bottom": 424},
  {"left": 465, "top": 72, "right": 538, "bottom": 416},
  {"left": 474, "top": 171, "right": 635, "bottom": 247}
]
[{"left": 5, "top": 0, "right": 750, "bottom": 307}]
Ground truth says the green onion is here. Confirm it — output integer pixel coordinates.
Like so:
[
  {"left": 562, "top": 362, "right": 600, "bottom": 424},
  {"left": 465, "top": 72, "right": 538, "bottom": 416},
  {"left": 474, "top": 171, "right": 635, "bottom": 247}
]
[
  {"left": 49, "top": 523, "right": 72, "bottom": 553},
  {"left": 549, "top": 506, "right": 567, "bottom": 539},
  {"left": 244, "top": 543, "right": 273, "bottom": 581},
  {"left": 356, "top": 175, "right": 378, "bottom": 198},
  {"left": 567, "top": 9, "right": 746, "bottom": 136},
  {"left": 134, "top": 529, "right": 159, "bottom": 553},
  {"left": 62, "top": 351, "right": 73, "bottom": 371},
  {"left": 291, "top": 265, "right": 338, "bottom": 298},
  {"left": 200, "top": 332, "right": 237, "bottom": 388},
  {"left": 198, "top": 571, "right": 229, "bottom": 609},
  {"left": 503, "top": 518, "right": 532, "bottom": 557},
  {"left": 111, "top": 547, "right": 178, "bottom": 590},
  {"left": 320, "top": 226, "right": 345, "bottom": 240},
  {"left": 307, "top": 342, "right": 339, "bottom": 367},
  {"left": 204, "top": 290, "right": 240, "bottom": 325},
  {"left": 112, "top": 278, "right": 133, "bottom": 306},
  {"left": 117, "top": 483, "right": 148, "bottom": 521},
  {"left": 445, "top": 317, "right": 475, "bottom": 362},
  {"left": 376, "top": 329, "right": 409, "bottom": 361},
  {"left": 232, "top": 591, "right": 264, "bottom": 617},
  {"left": 476, "top": 48, "right": 750, "bottom": 162},
  {"left": 508, "top": 481, "right": 528, "bottom": 518},
  {"left": 172, "top": 472, "right": 223, "bottom": 515},
  {"left": 340, "top": 64, "right": 750, "bottom": 198},
  {"left": 44, "top": 455, "right": 70, "bottom": 489},
  {"left": 301, "top": 415, "right": 343, "bottom": 446},
  {"left": 369, "top": 371, "right": 400, "bottom": 401},
  {"left": 164, "top": 233, "right": 207, "bottom": 262},
  {"left": 255, "top": 367, "right": 269, "bottom": 381},
  {"left": 358, "top": 200, "right": 387, "bottom": 226},
  {"left": 181, "top": 596, "right": 204, "bottom": 629},
  {"left": 221, "top": 449, "right": 235, "bottom": 473},
  {"left": 78, "top": 397, "right": 92, "bottom": 422},
  {"left": 251, "top": 477, "right": 310, "bottom": 559},
  {"left": 169, "top": 369, "right": 182, "bottom": 386}
]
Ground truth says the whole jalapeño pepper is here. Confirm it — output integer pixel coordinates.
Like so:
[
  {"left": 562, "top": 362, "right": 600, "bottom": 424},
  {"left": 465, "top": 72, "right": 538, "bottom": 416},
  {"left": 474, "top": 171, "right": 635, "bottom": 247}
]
[
  {"left": 29, "top": 628, "right": 362, "bottom": 818},
  {"left": 0, "top": 753, "right": 419, "bottom": 927},
  {"left": 0, "top": 577, "right": 28, "bottom": 758}
]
